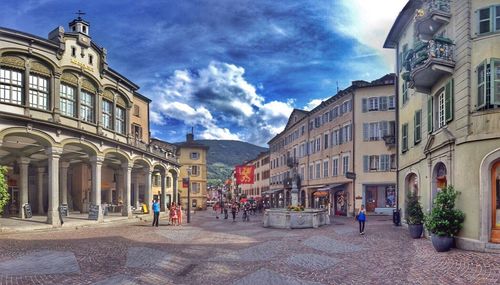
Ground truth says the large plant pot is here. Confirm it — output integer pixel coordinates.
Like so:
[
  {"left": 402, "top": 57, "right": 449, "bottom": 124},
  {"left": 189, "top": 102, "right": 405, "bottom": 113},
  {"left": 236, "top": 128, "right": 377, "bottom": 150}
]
[
  {"left": 408, "top": 224, "right": 423, "bottom": 239},
  {"left": 431, "top": 235, "right": 454, "bottom": 252}
]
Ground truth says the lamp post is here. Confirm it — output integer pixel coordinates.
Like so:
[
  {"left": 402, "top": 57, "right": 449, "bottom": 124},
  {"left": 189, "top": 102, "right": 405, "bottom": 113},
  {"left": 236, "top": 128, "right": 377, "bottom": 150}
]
[{"left": 187, "top": 166, "right": 192, "bottom": 223}]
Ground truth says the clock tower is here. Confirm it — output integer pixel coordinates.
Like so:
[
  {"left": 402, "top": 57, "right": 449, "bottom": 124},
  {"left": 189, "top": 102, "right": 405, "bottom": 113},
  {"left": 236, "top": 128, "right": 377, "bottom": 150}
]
[{"left": 69, "top": 10, "right": 91, "bottom": 47}]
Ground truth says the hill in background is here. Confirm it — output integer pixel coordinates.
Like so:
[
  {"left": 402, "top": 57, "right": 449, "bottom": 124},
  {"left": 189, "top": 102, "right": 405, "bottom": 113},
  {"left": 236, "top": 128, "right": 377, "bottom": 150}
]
[{"left": 195, "top": 140, "right": 268, "bottom": 186}]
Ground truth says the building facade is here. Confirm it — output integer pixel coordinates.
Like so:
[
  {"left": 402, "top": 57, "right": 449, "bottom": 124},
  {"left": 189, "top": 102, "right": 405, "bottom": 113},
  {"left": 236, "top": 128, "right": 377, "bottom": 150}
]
[
  {"left": 0, "top": 17, "right": 179, "bottom": 225},
  {"left": 240, "top": 151, "right": 270, "bottom": 198},
  {"left": 384, "top": 0, "right": 500, "bottom": 249},
  {"left": 268, "top": 75, "right": 396, "bottom": 216},
  {"left": 176, "top": 133, "right": 208, "bottom": 210}
]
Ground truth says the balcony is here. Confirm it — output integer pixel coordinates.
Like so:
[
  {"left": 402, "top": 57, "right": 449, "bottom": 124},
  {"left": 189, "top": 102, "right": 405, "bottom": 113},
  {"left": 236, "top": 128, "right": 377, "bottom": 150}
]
[
  {"left": 415, "top": 0, "right": 451, "bottom": 40},
  {"left": 405, "top": 37, "right": 455, "bottom": 92}
]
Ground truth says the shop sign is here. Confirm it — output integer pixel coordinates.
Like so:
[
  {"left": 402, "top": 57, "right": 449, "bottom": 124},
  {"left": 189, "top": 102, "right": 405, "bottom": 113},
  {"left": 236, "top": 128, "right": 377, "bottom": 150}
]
[{"left": 345, "top": 172, "right": 356, "bottom": 180}]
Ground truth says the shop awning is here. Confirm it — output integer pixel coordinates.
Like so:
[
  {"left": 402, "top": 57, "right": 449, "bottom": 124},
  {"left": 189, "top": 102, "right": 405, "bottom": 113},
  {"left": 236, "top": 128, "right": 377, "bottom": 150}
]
[
  {"left": 316, "top": 183, "right": 347, "bottom": 192},
  {"left": 313, "top": 191, "right": 329, "bottom": 197}
]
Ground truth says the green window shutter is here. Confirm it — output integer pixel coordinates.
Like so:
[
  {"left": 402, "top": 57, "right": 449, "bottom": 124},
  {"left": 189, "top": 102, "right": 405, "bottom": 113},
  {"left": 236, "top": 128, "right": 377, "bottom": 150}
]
[
  {"left": 427, "top": 96, "right": 433, "bottom": 133},
  {"left": 445, "top": 79, "right": 454, "bottom": 122},
  {"left": 414, "top": 110, "right": 422, "bottom": 143},
  {"left": 492, "top": 58, "right": 500, "bottom": 104},
  {"left": 477, "top": 60, "right": 487, "bottom": 108},
  {"left": 402, "top": 123, "right": 408, "bottom": 152}
]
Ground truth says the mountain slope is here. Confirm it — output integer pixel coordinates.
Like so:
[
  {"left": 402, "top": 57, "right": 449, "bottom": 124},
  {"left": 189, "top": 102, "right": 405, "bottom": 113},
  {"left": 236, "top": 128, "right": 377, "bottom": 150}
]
[{"left": 195, "top": 140, "right": 268, "bottom": 186}]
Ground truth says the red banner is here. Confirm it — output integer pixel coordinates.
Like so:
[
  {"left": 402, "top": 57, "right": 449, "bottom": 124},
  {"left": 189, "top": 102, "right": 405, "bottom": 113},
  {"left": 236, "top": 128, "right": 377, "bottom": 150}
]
[
  {"left": 182, "top": 178, "right": 189, "bottom": 188},
  {"left": 235, "top": 165, "right": 255, "bottom": 184}
]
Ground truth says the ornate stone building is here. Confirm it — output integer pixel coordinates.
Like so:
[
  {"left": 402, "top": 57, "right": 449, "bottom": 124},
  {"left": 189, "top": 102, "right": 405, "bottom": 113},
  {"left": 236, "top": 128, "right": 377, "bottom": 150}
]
[
  {"left": 0, "top": 16, "right": 179, "bottom": 226},
  {"left": 385, "top": 0, "right": 500, "bottom": 250}
]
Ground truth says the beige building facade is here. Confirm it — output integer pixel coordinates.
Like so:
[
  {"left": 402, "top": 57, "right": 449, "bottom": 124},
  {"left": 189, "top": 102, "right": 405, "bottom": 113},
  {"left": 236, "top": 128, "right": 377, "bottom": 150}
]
[
  {"left": 240, "top": 151, "right": 270, "bottom": 198},
  {"left": 176, "top": 133, "right": 208, "bottom": 210},
  {"left": 268, "top": 75, "right": 396, "bottom": 216},
  {"left": 0, "top": 17, "right": 179, "bottom": 225},
  {"left": 385, "top": 0, "right": 500, "bottom": 250}
]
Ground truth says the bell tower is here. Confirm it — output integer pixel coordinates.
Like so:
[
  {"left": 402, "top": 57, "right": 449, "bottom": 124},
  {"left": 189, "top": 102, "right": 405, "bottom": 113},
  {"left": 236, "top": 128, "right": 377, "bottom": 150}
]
[{"left": 69, "top": 10, "right": 90, "bottom": 36}]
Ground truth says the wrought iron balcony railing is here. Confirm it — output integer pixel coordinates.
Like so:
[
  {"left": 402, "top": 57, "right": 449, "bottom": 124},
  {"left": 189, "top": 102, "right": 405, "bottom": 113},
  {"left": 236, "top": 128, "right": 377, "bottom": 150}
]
[{"left": 415, "top": 0, "right": 451, "bottom": 40}]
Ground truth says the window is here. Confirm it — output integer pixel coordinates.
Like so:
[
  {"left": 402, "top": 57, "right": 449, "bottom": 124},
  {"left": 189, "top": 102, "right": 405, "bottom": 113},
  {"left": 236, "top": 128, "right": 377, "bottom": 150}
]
[
  {"left": 479, "top": 8, "right": 491, "bottom": 34},
  {"left": 477, "top": 59, "right": 500, "bottom": 110},
  {"left": 133, "top": 105, "right": 140, "bottom": 118},
  {"left": 166, "top": 177, "right": 172, "bottom": 188},
  {"left": 191, "top": 182, "right": 200, "bottom": 194},
  {"left": 316, "top": 137, "right": 320, "bottom": 152},
  {"left": 380, "top": 154, "right": 390, "bottom": 171},
  {"left": 29, "top": 74, "right": 49, "bottom": 110},
  {"left": 324, "top": 133, "right": 329, "bottom": 149},
  {"left": 71, "top": 46, "right": 76, "bottom": 57},
  {"left": 368, "top": 97, "right": 379, "bottom": 111},
  {"left": 379, "top": 96, "right": 388, "bottom": 111},
  {"left": 131, "top": 124, "right": 141, "bottom": 139},
  {"left": 332, "top": 106, "right": 338, "bottom": 119},
  {"left": 102, "top": 100, "right": 113, "bottom": 129},
  {"left": 388, "top": 96, "right": 396, "bottom": 109},
  {"left": 332, "top": 157, "right": 339, "bottom": 177},
  {"left": 315, "top": 162, "right": 321, "bottom": 179},
  {"left": 438, "top": 91, "right": 446, "bottom": 129},
  {"left": 414, "top": 110, "right": 422, "bottom": 144},
  {"left": 308, "top": 164, "right": 314, "bottom": 180},
  {"left": 115, "top": 106, "right": 125, "bottom": 134},
  {"left": 369, "top": 155, "right": 379, "bottom": 170},
  {"left": 300, "top": 166, "right": 305, "bottom": 180},
  {"left": 342, "top": 155, "right": 350, "bottom": 175},
  {"left": 153, "top": 174, "right": 161, "bottom": 187},
  {"left": 402, "top": 123, "right": 408, "bottom": 152},
  {"left": 332, "top": 129, "right": 339, "bottom": 145},
  {"left": 390, "top": 154, "right": 397, "bottom": 170},
  {"left": 190, "top": 152, "right": 200, "bottom": 159},
  {"left": 191, "top": 165, "right": 199, "bottom": 176},
  {"left": 80, "top": 90, "right": 94, "bottom": 123},
  {"left": 0, "top": 68, "right": 23, "bottom": 105},
  {"left": 402, "top": 80, "right": 408, "bottom": 105},
  {"left": 323, "top": 160, "right": 329, "bottom": 178},
  {"left": 89, "top": 55, "right": 93, "bottom": 65},
  {"left": 428, "top": 79, "right": 453, "bottom": 132},
  {"left": 60, "top": 84, "right": 76, "bottom": 117}
]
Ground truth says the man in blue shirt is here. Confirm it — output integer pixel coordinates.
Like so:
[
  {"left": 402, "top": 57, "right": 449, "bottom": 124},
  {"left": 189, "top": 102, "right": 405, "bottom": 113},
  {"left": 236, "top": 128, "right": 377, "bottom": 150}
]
[{"left": 152, "top": 199, "right": 160, "bottom": 227}]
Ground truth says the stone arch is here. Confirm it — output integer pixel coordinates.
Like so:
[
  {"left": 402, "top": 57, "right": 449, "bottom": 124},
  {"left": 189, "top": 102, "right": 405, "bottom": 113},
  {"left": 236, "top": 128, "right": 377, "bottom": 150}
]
[
  {"left": 0, "top": 53, "right": 26, "bottom": 71},
  {"left": 60, "top": 70, "right": 79, "bottom": 87},
  {"left": 60, "top": 138, "right": 100, "bottom": 157},
  {"left": 404, "top": 170, "right": 421, "bottom": 198},
  {"left": 0, "top": 49, "right": 60, "bottom": 71},
  {"left": 61, "top": 66, "right": 102, "bottom": 89},
  {"left": 0, "top": 127, "right": 56, "bottom": 147},
  {"left": 131, "top": 156, "right": 152, "bottom": 169},
  {"left": 479, "top": 148, "right": 500, "bottom": 243},
  {"left": 102, "top": 148, "right": 131, "bottom": 163},
  {"left": 430, "top": 161, "right": 448, "bottom": 207}
]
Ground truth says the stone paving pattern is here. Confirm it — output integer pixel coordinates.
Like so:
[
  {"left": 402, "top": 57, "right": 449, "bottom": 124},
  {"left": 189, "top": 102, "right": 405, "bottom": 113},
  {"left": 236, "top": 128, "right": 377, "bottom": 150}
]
[{"left": 0, "top": 211, "right": 499, "bottom": 284}]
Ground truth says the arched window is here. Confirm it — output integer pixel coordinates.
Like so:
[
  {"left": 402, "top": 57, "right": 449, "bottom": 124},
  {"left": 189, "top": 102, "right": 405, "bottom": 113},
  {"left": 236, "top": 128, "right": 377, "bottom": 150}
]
[
  {"left": 80, "top": 90, "right": 94, "bottom": 123},
  {"left": 28, "top": 74, "right": 49, "bottom": 110},
  {"left": 0, "top": 68, "right": 23, "bottom": 105},
  {"left": 102, "top": 99, "right": 113, "bottom": 129},
  {"left": 115, "top": 106, "right": 125, "bottom": 134}
]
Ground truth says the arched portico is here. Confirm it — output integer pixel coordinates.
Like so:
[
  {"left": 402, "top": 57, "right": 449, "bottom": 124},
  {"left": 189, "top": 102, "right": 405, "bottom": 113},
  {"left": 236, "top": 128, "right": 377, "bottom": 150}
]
[
  {"left": 480, "top": 149, "right": 500, "bottom": 244},
  {"left": 152, "top": 163, "right": 168, "bottom": 212},
  {"left": 103, "top": 149, "right": 132, "bottom": 218},
  {"left": 131, "top": 157, "right": 152, "bottom": 212}
]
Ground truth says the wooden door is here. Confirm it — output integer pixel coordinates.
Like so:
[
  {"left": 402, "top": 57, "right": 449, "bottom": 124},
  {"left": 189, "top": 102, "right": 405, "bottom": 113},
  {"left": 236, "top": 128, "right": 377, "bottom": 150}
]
[
  {"left": 492, "top": 162, "right": 500, "bottom": 243},
  {"left": 365, "top": 187, "right": 377, "bottom": 212}
]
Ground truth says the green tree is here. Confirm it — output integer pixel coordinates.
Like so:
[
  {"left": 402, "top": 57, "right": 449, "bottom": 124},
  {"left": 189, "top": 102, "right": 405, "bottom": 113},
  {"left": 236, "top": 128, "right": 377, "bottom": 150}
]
[
  {"left": 424, "top": 185, "right": 465, "bottom": 237},
  {"left": 405, "top": 192, "right": 424, "bottom": 225},
  {"left": 0, "top": 166, "right": 9, "bottom": 215}
]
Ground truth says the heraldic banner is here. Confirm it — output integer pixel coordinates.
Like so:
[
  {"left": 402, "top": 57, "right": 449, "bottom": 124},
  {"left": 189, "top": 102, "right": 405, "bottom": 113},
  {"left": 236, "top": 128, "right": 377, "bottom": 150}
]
[{"left": 235, "top": 165, "right": 255, "bottom": 184}]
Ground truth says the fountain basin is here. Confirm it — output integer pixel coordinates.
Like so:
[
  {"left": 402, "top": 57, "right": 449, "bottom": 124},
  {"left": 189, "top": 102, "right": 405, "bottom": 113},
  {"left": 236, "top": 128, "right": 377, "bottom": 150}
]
[{"left": 262, "top": 208, "right": 330, "bottom": 229}]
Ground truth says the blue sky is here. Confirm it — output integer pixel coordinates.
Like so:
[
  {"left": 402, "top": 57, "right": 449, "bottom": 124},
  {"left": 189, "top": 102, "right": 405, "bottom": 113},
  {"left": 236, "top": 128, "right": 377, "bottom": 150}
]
[{"left": 0, "top": 0, "right": 407, "bottom": 146}]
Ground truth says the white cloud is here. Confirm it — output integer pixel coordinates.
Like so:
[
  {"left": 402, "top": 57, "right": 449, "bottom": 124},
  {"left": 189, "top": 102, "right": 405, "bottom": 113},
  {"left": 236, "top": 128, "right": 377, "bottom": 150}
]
[
  {"left": 150, "top": 61, "right": 295, "bottom": 145},
  {"left": 335, "top": 0, "right": 407, "bottom": 70},
  {"left": 303, "top": 97, "right": 331, "bottom": 111}
]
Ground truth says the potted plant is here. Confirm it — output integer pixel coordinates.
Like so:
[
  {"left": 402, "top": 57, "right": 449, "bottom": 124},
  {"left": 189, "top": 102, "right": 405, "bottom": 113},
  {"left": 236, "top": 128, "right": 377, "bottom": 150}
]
[
  {"left": 424, "top": 185, "right": 465, "bottom": 252},
  {"left": 405, "top": 192, "right": 424, "bottom": 238}
]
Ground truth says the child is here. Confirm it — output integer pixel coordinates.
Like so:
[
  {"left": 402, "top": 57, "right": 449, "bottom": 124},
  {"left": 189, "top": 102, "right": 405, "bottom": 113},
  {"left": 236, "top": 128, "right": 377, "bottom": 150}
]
[{"left": 358, "top": 205, "right": 366, "bottom": 235}]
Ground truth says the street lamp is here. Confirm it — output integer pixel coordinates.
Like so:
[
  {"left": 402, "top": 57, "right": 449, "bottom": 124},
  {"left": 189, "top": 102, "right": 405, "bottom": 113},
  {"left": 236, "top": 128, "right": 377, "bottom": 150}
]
[{"left": 187, "top": 166, "right": 192, "bottom": 223}]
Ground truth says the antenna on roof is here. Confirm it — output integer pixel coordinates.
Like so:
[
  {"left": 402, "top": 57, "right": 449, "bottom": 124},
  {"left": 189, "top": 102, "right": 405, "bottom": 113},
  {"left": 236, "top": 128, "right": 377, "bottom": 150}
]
[{"left": 336, "top": 81, "right": 339, "bottom": 93}]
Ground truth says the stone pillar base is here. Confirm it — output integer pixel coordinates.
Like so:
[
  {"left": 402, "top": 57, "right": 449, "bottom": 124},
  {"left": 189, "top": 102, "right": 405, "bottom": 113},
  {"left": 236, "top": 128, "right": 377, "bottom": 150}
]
[{"left": 47, "top": 210, "right": 62, "bottom": 227}]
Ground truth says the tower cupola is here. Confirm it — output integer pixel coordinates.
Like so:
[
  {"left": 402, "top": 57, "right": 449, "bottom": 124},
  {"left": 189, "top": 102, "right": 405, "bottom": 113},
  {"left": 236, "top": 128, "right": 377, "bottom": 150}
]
[{"left": 69, "top": 10, "right": 90, "bottom": 36}]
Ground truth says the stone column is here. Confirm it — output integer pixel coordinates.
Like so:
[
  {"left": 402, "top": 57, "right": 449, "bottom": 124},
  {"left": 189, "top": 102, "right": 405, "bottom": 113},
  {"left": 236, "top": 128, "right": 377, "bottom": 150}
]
[
  {"left": 115, "top": 172, "right": 122, "bottom": 204},
  {"left": 172, "top": 173, "right": 178, "bottom": 204},
  {"left": 90, "top": 156, "right": 104, "bottom": 222},
  {"left": 107, "top": 189, "right": 113, "bottom": 204},
  {"left": 59, "top": 162, "right": 70, "bottom": 205},
  {"left": 46, "top": 148, "right": 62, "bottom": 227},
  {"left": 36, "top": 167, "right": 45, "bottom": 215},
  {"left": 18, "top": 158, "right": 30, "bottom": 219},
  {"left": 134, "top": 175, "right": 140, "bottom": 209},
  {"left": 161, "top": 173, "right": 167, "bottom": 212},
  {"left": 121, "top": 163, "right": 133, "bottom": 218},
  {"left": 144, "top": 169, "right": 152, "bottom": 213}
]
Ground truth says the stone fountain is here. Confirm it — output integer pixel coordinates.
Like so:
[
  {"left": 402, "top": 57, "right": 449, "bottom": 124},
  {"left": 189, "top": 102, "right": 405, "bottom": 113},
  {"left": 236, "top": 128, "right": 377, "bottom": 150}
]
[{"left": 263, "top": 158, "right": 330, "bottom": 229}]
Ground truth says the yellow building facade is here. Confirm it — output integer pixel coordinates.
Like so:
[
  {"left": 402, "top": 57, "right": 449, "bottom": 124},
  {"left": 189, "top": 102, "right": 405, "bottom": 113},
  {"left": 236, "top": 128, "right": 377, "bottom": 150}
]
[
  {"left": 176, "top": 133, "right": 208, "bottom": 210},
  {"left": 385, "top": 0, "right": 500, "bottom": 250}
]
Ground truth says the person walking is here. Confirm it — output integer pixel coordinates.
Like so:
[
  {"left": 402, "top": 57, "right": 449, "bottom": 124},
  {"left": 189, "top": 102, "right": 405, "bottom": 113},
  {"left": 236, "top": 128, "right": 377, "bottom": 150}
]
[
  {"left": 357, "top": 204, "right": 367, "bottom": 235},
  {"left": 177, "top": 203, "right": 183, "bottom": 225},
  {"left": 231, "top": 202, "right": 238, "bottom": 222},
  {"left": 214, "top": 202, "right": 220, "bottom": 219},
  {"left": 170, "top": 202, "right": 178, "bottom": 226},
  {"left": 224, "top": 203, "right": 229, "bottom": 219},
  {"left": 152, "top": 199, "right": 160, "bottom": 227}
]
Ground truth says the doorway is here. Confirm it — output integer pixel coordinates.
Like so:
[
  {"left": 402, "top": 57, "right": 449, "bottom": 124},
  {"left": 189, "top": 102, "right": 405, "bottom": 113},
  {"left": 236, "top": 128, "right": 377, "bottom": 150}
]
[
  {"left": 365, "top": 186, "right": 377, "bottom": 212},
  {"left": 491, "top": 161, "right": 500, "bottom": 243}
]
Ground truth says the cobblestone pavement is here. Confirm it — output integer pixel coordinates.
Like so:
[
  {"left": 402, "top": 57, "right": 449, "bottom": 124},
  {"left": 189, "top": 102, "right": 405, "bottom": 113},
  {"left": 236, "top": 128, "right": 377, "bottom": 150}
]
[{"left": 0, "top": 211, "right": 499, "bottom": 285}]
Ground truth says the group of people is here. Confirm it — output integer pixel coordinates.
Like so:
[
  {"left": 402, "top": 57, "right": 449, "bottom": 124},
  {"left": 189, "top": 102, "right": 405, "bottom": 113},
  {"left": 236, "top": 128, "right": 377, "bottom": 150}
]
[
  {"left": 151, "top": 200, "right": 183, "bottom": 227},
  {"left": 212, "top": 201, "right": 257, "bottom": 222}
]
